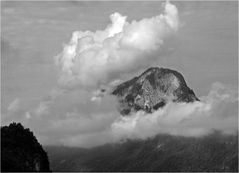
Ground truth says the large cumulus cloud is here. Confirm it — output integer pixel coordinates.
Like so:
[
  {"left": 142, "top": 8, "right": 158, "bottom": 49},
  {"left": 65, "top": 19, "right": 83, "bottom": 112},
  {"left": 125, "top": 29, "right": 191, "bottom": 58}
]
[{"left": 55, "top": 1, "right": 179, "bottom": 90}]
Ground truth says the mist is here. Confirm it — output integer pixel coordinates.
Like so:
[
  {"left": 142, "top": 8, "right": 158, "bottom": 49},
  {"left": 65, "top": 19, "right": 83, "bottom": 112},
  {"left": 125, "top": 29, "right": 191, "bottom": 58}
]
[{"left": 11, "top": 81, "right": 236, "bottom": 148}]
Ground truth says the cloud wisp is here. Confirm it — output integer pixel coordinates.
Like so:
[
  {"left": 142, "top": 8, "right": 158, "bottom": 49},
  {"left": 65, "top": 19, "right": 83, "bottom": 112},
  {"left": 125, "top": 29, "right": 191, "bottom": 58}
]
[{"left": 7, "top": 98, "right": 20, "bottom": 113}]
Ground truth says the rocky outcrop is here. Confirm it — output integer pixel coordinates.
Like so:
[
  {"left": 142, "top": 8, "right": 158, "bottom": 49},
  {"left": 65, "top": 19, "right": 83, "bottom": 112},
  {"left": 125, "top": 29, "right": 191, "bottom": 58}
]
[
  {"left": 1, "top": 122, "right": 51, "bottom": 172},
  {"left": 112, "top": 67, "right": 199, "bottom": 115}
]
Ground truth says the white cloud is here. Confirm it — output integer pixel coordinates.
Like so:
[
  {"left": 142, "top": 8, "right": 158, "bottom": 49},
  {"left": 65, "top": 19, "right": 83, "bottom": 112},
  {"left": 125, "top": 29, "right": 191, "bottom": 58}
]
[
  {"left": 34, "top": 102, "right": 49, "bottom": 116},
  {"left": 25, "top": 111, "right": 31, "bottom": 120},
  {"left": 33, "top": 87, "right": 67, "bottom": 117},
  {"left": 55, "top": 1, "right": 179, "bottom": 90},
  {"left": 111, "top": 82, "right": 238, "bottom": 140},
  {"left": 7, "top": 98, "right": 20, "bottom": 113}
]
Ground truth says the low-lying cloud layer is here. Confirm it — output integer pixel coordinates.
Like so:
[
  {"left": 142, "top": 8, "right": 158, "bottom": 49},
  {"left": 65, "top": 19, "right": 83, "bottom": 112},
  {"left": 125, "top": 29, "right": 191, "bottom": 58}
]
[
  {"left": 112, "top": 82, "right": 238, "bottom": 141},
  {"left": 11, "top": 82, "right": 237, "bottom": 147},
  {"left": 55, "top": 1, "right": 178, "bottom": 90}
]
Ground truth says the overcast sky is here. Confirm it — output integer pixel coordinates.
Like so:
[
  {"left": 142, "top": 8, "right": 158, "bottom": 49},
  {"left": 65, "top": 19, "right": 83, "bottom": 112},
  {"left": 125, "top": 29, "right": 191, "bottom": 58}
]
[{"left": 1, "top": 1, "right": 238, "bottom": 147}]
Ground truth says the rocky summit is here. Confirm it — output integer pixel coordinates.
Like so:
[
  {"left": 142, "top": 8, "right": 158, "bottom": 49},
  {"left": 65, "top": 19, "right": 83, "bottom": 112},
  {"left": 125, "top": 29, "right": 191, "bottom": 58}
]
[{"left": 112, "top": 67, "right": 199, "bottom": 115}]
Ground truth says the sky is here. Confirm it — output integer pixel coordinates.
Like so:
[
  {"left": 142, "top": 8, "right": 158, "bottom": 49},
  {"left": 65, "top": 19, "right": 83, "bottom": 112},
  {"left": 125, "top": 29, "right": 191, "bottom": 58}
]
[{"left": 1, "top": 1, "right": 238, "bottom": 147}]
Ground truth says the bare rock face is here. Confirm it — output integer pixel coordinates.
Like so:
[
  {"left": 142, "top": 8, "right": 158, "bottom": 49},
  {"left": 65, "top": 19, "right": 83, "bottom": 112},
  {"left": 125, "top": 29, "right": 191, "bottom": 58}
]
[{"left": 112, "top": 67, "right": 199, "bottom": 115}]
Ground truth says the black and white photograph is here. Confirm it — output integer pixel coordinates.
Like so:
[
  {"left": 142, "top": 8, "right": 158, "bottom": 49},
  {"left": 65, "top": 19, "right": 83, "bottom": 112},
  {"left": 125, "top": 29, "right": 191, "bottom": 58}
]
[{"left": 1, "top": 0, "right": 238, "bottom": 172}]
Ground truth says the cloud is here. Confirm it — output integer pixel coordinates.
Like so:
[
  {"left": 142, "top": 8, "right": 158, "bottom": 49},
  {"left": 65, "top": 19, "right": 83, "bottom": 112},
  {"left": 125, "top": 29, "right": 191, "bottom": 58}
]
[
  {"left": 25, "top": 112, "right": 31, "bottom": 120},
  {"left": 34, "top": 102, "right": 50, "bottom": 116},
  {"left": 23, "top": 93, "right": 119, "bottom": 147},
  {"left": 3, "top": 98, "right": 25, "bottom": 125},
  {"left": 111, "top": 82, "right": 238, "bottom": 140},
  {"left": 55, "top": 1, "right": 179, "bottom": 90},
  {"left": 32, "top": 87, "right": 67, "bottom": 117},
  {"left": 6, "top": 1, "right": 237, "bottom": 148},
  {"left": 19, "top": 82, "right": 238, "bottom": 147},
  {"left": 7, "top": 98, "right": 20, "bottom": 113}
]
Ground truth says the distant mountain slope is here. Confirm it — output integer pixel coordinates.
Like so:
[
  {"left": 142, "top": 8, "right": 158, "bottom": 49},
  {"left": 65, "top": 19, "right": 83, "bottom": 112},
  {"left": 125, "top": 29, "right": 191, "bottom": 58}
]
[
  {"left": 45, "top": 132, "right": 238, "bottom": 172},
  {"left": 112, "top": 67, "right": 199, "bottom": 115},
  {"left": 1, "top": 122, "right": 51, "bottom": 172}
]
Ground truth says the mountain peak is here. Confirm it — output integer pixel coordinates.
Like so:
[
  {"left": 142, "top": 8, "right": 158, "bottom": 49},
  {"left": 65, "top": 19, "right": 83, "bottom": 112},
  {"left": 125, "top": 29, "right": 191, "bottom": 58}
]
[{"left": 112, "top": 67, "right": 199, "bottom": 115}]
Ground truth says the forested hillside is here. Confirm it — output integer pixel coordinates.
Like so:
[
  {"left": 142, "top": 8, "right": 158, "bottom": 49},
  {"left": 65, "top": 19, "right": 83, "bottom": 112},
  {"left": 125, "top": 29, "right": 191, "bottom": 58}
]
[{"left": 46, "top": 131, "right": 238, "bottom": 172}]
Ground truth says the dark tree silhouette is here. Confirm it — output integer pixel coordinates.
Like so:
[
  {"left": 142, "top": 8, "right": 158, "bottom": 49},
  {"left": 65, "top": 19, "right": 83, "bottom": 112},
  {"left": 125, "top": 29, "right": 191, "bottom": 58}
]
[{"left": 1, "top": 122, "right": 51, "bottom": 172}]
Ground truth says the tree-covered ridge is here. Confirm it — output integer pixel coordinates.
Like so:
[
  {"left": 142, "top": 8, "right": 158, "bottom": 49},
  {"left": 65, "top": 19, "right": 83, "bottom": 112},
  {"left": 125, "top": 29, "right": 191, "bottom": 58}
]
[
  {"left": 1, "top": 122, "right": 51, "bottom": 172},
  {"left": 46, "top": 131, "right": 238, "bottom": 172}
]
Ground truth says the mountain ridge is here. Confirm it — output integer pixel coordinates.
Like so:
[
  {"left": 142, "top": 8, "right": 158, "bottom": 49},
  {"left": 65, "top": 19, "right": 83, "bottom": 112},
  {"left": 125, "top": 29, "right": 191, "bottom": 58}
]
[{"left": 45, "top": 132, "right": 238, "bottom": 172}]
